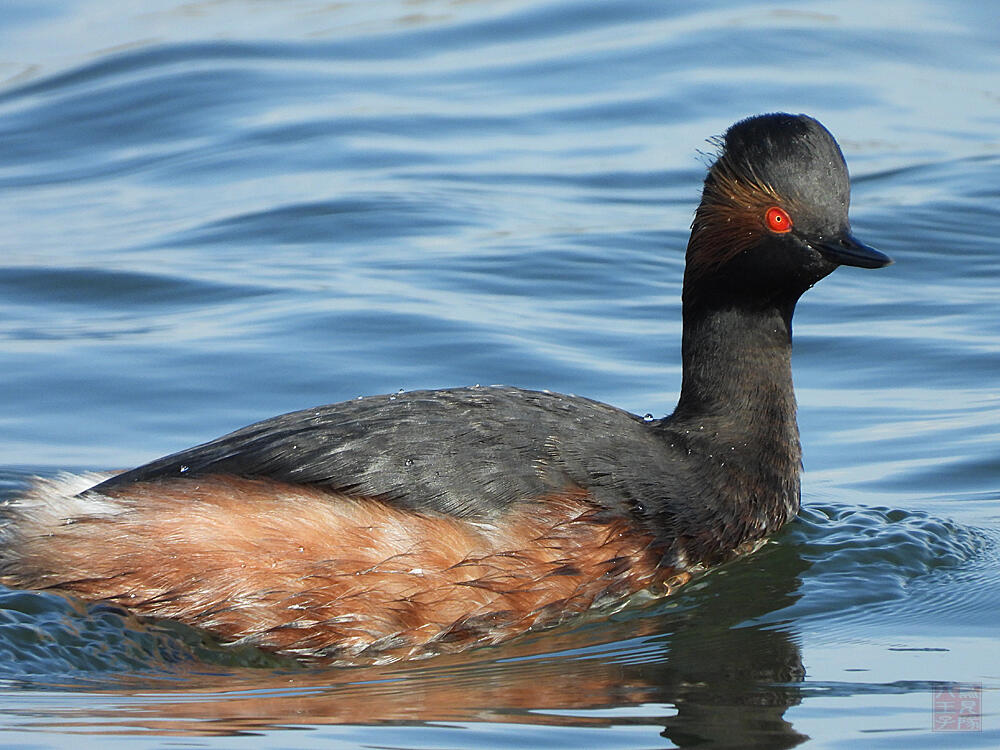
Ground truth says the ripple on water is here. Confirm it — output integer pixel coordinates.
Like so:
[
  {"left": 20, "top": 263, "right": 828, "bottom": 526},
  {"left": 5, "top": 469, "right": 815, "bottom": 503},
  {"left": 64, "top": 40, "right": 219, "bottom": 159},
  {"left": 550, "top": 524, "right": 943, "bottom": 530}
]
[
  {"left": 761, "top": 503, "right": 1000, "bottom": 632},
  {"left": 0, "top": 266, "right": 274, "bottom": 344},
  {"left": 0, "top": 586, "right": 296, "bottom": 687}
]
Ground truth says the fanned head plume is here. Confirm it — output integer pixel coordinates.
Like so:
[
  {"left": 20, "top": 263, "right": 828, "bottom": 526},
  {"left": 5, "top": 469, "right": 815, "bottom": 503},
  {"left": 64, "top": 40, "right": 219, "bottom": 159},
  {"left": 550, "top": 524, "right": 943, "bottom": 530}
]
[{"left": 683, "top": 113, "right": 890, "bottom": 297}]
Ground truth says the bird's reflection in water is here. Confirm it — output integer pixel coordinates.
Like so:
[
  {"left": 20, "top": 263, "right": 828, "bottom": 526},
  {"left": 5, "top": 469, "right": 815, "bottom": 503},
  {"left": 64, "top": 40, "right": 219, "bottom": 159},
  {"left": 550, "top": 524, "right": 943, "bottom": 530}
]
[{"left": 27, "top": 535, "right": 810, "bottom": 748}]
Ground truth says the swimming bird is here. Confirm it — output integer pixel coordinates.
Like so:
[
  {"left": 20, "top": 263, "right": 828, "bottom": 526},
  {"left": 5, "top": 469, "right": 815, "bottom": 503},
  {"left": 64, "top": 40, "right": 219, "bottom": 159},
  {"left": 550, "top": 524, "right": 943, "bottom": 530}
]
[{"left": 0, "top": 113, "right": 891, "bottom": 663}]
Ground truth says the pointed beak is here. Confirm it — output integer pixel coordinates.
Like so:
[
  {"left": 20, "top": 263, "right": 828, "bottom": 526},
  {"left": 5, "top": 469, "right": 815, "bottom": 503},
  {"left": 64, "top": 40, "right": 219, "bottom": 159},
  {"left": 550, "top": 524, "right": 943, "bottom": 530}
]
[{"left": 809, "top": 230, "right": 893, "bottom": 269}]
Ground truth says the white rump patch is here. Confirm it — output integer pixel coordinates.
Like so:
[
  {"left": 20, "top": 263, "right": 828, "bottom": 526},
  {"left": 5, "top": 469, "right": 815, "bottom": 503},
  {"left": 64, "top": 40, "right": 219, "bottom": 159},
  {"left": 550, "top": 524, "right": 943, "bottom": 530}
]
[{"left": 2, "top": 472, "right": 123, "bottom": 539}]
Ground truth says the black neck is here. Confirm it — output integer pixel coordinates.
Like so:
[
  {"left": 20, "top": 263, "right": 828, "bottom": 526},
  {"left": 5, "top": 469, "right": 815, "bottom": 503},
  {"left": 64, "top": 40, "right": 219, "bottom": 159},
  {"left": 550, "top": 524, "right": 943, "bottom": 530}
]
[
  {"left": 658, "top": 288, "right": 803, "bottom": 561},
  {"left": 675, "top": 296, "right": 797, "bottom": 426}
]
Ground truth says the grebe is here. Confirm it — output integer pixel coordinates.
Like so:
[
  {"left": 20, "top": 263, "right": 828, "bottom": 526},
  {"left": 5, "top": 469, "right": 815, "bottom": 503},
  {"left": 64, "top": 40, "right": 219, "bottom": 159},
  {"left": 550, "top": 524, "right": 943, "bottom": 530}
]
[{"left": 0, "top": 113, "right": 891, "bottom": 663}]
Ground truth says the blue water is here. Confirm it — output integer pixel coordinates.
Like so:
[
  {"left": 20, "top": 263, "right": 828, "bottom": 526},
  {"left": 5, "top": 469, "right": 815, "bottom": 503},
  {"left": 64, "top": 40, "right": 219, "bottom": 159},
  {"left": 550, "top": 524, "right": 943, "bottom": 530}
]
[{"left": 1, "top": 1, "right": 998, "bottom": 747}]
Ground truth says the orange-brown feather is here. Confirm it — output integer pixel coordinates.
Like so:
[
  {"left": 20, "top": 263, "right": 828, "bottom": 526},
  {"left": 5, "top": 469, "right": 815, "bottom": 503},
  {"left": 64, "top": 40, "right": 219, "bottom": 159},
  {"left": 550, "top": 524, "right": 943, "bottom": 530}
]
[
  {"left": 685, "top": 152, "right": 795, "bottom": 281},
  {"left": 4, "top": 476, "right": 684, "bottom": 663}
]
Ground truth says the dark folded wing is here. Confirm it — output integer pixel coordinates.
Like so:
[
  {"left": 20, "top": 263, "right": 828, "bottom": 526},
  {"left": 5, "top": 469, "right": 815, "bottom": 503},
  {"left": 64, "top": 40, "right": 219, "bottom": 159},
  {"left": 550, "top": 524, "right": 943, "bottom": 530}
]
[{"left": 89, "top": 386, "right": 682, "bottom": 520}]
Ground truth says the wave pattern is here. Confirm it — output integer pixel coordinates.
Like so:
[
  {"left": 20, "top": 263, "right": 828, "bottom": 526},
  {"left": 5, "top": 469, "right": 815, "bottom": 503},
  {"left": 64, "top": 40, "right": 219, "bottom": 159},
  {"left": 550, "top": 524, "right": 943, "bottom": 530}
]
[{"left": 0, "top": 0, "right": 998, "bottom": 746}]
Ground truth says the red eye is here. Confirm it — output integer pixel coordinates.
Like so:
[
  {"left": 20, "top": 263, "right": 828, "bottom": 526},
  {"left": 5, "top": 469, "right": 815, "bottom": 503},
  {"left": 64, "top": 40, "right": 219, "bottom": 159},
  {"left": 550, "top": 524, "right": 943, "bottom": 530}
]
[{"left": 765, "top": 206, "right": 792, "bottom": 233}]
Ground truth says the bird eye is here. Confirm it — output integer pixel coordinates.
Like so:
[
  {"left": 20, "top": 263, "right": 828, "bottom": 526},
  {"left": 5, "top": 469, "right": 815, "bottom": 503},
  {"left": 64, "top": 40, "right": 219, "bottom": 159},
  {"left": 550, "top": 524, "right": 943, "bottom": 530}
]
[{"left": 765, "top": 206, "right": 793, "bottom": 233}]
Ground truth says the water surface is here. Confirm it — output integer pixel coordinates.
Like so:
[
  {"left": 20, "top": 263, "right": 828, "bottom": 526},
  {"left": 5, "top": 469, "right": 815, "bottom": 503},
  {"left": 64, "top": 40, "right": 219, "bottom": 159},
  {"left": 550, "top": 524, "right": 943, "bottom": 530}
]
[{"left": 1, "top": 1, "right": 998, "bottom": 747}]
